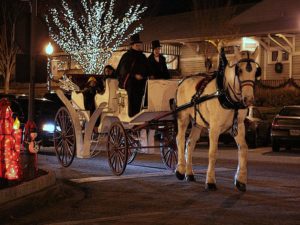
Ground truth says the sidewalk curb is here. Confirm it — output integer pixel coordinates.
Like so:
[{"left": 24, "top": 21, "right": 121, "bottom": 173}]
[{"left": 0, "top": 170, "right": 56, "bottom": 205}]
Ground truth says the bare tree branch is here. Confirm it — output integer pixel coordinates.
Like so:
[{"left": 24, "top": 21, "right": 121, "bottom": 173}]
[{"left": 0, "top": 0, "right": 24, "bottom": 93}]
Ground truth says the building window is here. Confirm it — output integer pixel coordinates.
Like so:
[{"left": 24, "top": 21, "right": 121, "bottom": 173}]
[
  {"left": 282, "top": 51, "right": 289, "bottom": 61},
  {"left": 268, "top": 48, "right": 290, "bottom": 64},
  {"left": 271, "top": 51, "right": 278, "bottom": 61}
]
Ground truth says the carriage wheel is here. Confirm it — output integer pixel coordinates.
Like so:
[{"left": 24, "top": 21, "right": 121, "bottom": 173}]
[
  {"left": 127, "top": 130, "right": 140, "bottom": 164},
  {"left": 54, "top": 107, "right": 76, "bottom": 167},
  {"left": 107, "top": 122, "right": 128, "bottom": 175},
  {"left": 160, "top": 126, "right": 178, "bottom": 170}
]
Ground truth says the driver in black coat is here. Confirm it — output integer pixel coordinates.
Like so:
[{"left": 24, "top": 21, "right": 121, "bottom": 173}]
[{"left": 115, "top": 34, "right": 149, "bottom": 117}]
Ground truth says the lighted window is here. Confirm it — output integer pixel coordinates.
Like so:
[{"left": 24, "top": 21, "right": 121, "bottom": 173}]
[{"left": 242, "top": 37, "right": 258, "bottom": 51}]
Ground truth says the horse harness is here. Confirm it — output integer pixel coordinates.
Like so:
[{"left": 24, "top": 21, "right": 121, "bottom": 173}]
[{"left": 191, "top": 55, "right": 261, "bottom": 136}]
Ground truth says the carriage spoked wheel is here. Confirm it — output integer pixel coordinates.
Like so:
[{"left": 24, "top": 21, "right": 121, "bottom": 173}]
[
  {"left": 126, "top": 130, "right": 140, "bottom": 164},
  {"left": 54, "top": 107, "right": 76, "bottom": 167},
  {"left": 160, "top": 126, "right": 178, "bottom": 171},
  {"left": 107, "top": 122, "right": 128, "bottom": 175}
]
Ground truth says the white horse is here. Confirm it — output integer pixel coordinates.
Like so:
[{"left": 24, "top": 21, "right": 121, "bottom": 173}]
[{"left": 175, "top": 48, "right": 260, "bottom": 192}]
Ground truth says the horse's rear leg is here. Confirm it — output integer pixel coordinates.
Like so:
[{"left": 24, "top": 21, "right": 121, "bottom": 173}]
[
  {"left": 185, "top": 125, "right": 201, "bottom": 181},
  {"left": 175, "top": 113, "right": 189, "bottom": 180}
]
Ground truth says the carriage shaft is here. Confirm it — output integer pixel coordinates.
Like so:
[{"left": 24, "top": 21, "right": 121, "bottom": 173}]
[{"left": 132, "top": 92, "right": 218, "bottom": 131}]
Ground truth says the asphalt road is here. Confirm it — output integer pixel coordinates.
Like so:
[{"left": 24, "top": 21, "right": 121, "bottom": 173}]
[{"left": 1, "top": 145, "right": 300, "bottom": 225}]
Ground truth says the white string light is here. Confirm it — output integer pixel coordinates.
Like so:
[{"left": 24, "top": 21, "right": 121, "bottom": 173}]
[{"left": 45, "top": 0, "right": 147, "bottom": 74}]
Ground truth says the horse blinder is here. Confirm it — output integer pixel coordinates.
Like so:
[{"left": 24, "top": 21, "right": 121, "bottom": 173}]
[
  {"left": 235, "top": 59, "right": 261, "bottom": 81},
  {"left": 255, "top": 66, "right": 262, "bottom": 80}
]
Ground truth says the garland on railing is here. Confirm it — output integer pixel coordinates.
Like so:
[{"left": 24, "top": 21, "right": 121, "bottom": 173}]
[
  {"left": 257, "top": 78, "right": 300, "bottom": 90},
  {"left": 59, "top": 75, "right": 80, "bottom": 92}
]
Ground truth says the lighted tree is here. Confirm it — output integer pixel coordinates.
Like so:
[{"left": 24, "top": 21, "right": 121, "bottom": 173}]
[{"left": 46, "top": 0, "right": 147, "bottom": 74}]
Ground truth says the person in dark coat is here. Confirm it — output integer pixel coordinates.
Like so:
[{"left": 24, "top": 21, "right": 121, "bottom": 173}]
[
  {"left": 147, "top": 40, "right": 170, "bottom": 79},
  {"left": 81, "top": 76, "right": 104, "bottom": 114},
  {"left": 115, "top": 33, "right": 149, "bottom": 117}
]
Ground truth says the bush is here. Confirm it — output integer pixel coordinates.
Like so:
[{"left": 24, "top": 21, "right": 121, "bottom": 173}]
[{"left": 255, "top": 86, "right": 300, "bottom": 107}]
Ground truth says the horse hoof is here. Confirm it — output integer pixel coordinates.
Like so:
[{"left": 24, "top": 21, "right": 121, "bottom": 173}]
[
  {"left": 235, "top": 180, "right": 246, "bottom": 192},
  {"left": 175, "top": 171, "right": 185, "bottom": 180},
  {"left": 205, "top": 183, "right": 217, "bottom": 191},
  {"left": 185, "top": 175, "right": 196, "bottom": 182}
]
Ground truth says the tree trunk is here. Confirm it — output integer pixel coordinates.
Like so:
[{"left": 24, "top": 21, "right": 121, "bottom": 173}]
[{"left": 4, "top": 70, "right": 10, "bottom": 94}]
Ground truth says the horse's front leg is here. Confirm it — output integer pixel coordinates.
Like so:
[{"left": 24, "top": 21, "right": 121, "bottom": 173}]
[
  {"left": 175, "top": 113, "right": 189, "bottom": 180},
  {"left": 233, "top": 122, "right": 248, "bottom": 192},
  {"left": 185, "top": 125, "right": 201, "bottom": 182},
  {"left": 206, "top": 126, "right": 220, "bottom": 191}
]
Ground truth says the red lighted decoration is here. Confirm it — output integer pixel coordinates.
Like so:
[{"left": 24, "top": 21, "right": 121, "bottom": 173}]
[{"left": 0, "top": 98, "right": 22, "bottom": 180}]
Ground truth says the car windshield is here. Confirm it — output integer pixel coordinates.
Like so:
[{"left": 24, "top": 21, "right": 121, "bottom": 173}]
[{"left": 279, "top": 107, "right": 300, "bottom": 116}]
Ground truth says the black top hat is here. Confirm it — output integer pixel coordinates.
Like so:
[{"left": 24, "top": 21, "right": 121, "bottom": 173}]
[
  {"left": 152, "top": 40, "right": 161, "bottom": 49},
  {"left": 130, "top": 33, "right": 142, "bottom": 45}
]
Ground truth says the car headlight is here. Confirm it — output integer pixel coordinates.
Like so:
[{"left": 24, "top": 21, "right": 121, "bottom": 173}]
[{"left": 42, "top": 123, "right": 55, "bottom": 133}]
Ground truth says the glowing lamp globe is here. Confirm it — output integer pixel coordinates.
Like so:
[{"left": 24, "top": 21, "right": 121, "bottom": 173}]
[{"left": 45, "top": 42, "right": 54, "bottom": 55}]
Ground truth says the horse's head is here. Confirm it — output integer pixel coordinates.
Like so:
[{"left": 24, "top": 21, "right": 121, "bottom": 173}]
[{"left": 232, "top": 47, "right": 260, "bottom": 106}]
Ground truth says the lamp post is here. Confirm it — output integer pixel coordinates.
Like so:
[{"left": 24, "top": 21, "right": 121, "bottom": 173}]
[
  {"left": 45, "top": 42, "right": 53, "bottom": 91},
  {"left": 26, "top": 0, "right": 37, "bottom": 121}
]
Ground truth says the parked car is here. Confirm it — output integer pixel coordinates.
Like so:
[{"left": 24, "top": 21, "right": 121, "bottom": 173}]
[
  {"left": 271, "top": 105, "right": 300, "bottom": 152},
  {"left": 245, "top": 106, "right": 271, "bottom": 148},
  {"left": 199, "top": 106, "right": 271, "bottom": 148},
  {"left": 0, "top": 94, "right": 61, "bottom": 147}
]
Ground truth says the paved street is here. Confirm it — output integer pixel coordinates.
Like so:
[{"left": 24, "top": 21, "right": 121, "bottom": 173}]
[{"left": 1, "top": 145, "right": 300, "bottom": 225}]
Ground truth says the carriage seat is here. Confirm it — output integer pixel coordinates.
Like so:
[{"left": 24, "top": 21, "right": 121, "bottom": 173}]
[
  {"left": 147, "top": 79, "right": 179, "bottom": 111},
  {"left": 115, "top": 80, "right": 180, "bottom": 122},
  {"left": 71, "top": 79, "right": 118, "bottom": 112},
  {"left": 95, "top": 78, "right": 118, "bottom": 112},
  {"left": 71, "top": 91, "right": 90, "bottom": 121}
]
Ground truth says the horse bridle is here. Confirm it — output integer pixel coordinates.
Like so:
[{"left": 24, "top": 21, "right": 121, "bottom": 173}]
[
  {"left": 235, "top": 58, "right": 261, "bottom": 87},
  {"left": 226, "top": 54, "right": 261, "bottom": 101}
]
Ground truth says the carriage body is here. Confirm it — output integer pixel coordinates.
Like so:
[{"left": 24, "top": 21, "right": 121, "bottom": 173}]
[{"left": 53, "top": 74, "right": 179, "bottom": 175}]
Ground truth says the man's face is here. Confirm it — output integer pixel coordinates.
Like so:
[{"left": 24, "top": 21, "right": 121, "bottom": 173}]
[
  {"left": 132, "top": 43, "right": 143, "bottom": 51},
  {"left": 153, "top": 47, "right": 161, "bottom": 57},
  {"left": 89, "top": 81, "right": 97, "bottom": 87}
]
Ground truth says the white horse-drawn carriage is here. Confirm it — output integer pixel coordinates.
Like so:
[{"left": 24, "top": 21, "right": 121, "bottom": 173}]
[
  {"left": 52, "top": 45, "right": 261, "bottom": 191},
  {"left": 53, "top": 75, "right": 179, "bottom": 175}
]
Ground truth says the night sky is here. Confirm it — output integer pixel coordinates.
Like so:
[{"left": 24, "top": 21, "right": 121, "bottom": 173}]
[
  {"left": 142, "top": 0, "right": 262, "bottom": 16},
  {"left": 36, "top": 0, "right": 262, "bottom": 18}
]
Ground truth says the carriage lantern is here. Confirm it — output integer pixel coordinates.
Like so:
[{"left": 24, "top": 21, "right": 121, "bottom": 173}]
[{"left": 0, "top": 98, "right": 22, "bottom": 181}]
